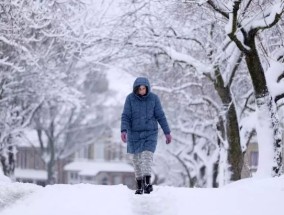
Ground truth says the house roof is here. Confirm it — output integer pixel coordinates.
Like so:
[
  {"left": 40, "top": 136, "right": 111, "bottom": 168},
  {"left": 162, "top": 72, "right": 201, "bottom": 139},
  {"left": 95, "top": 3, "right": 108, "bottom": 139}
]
[
  {"left": 64, "top": 160, "right": 133, "bottom": 176},
  {"left": 15, "top": 168, "right": 47, "bottom": 180}
]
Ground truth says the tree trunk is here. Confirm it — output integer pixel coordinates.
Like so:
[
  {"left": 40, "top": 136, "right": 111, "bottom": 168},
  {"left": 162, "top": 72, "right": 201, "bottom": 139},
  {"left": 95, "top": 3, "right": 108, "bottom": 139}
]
[
  {"left": 227, "top": 101, "right": 243, "bottom": 180},
  {"left": 47, "top": 140, "right": 56, "bottom": 184},
  {"left": 245, "top": 41, "right": 282, "bottom": 177},
  {"left": 213, "top": 68, "right": 243, "bottom": 182},
  {"left": 47, "top": 119, "right": 56, "bottom": 185},
  {"left": 0, "top": 136, "right": 16, "bottom": 179},
  {"left": 212, "top": 159, "right": 219, "bottom": 187}
]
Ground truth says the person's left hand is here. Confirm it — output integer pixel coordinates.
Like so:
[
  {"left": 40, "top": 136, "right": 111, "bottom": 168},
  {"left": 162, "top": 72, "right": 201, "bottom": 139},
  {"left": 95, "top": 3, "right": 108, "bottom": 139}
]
[
  {"left": 165, "top": 133, "right": 172, "bottom": 144},
  {"left": 121, "top": 132, "right": 127, "bottom": 143}
]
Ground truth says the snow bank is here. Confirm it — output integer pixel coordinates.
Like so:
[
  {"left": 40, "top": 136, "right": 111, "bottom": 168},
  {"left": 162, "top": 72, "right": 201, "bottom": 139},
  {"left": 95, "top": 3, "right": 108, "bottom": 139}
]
[
  {"left": 1, "top": 176, "right": 284, "bottom": 215},
  {"left": 223, "top": 175, "right": 284, "bottom": 190},
  {"left": 0, "top": 181, "right": 40, "bottom": 210},
  {"left": 0, "top": 174, "right": 11, "bottom": 184}
]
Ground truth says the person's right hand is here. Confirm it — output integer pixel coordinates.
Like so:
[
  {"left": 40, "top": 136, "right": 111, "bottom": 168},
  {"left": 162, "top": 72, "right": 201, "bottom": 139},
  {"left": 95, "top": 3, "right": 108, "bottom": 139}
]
[{"left": 121, "top": 132, "right": 127, "bottom": 143}]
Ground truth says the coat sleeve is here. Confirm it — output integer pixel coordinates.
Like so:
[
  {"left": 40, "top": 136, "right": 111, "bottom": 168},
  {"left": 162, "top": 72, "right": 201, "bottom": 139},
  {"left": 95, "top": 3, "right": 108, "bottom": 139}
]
[
  {"left": 121, "top": 95, "right": 131, "bottom": 132},
  {"left": 154, "top": 95, "right": 171, "bottom": 134}
]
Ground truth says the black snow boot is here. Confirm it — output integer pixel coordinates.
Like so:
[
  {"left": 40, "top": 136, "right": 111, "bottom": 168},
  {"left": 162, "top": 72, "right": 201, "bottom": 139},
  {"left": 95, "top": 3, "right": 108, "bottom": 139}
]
[
  {"left": 143, "top": 175, "right": 153, "bottom": 194},
  {"left": 135, "top": 178, "right": 144, "bottom": 194}
]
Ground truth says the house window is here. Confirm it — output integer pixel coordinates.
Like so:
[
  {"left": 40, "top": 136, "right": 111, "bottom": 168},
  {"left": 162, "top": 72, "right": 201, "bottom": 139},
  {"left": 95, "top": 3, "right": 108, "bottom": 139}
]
[
  {"left": 77, "top": 146, "right": 89, "bottom": 159},
  {"left": 70, "top": 172, "right": 78, "bottom": 180},
  {"left": 114, "top": 176, "right": 121, "bottom": 184},
  {"left": 95, "top": 143, "right": 105, "bottom": 160},
  {"left": 250, "top": 151, "right": 258, "bottom": 167},
  {"left": 84, "top": 176, "right": 93, "bottom": 181},
  {"left": 34, "top": 153, "right": 40, "bottom": 169},
  {"left": 102, "top": 177, "right": 108, "bottom": 185},
  {"left": 20, "top": 151, "right": 27, "bottom": 169}
]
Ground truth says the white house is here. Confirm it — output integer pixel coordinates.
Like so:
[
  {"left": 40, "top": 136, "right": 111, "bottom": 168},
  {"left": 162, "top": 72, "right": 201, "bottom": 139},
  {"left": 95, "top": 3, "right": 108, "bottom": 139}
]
[{"left": 64, "top": 160, "right": 135, "bottom": 188}]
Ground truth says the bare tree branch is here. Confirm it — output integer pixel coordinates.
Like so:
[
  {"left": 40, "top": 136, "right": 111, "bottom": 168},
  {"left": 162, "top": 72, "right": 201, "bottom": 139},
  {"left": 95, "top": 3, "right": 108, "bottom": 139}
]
[
  {"left": 207, "top": 0, "right": 229, "bottom": 19},
  {"left": 255, "top": 3, "right": 284, "bottom": 32},
  {"left": 227, "top": 1, "right": 249, "bottom": 53},
  {"left": 242, "top": 0, "right": 253, "bottom": 16},
  {"left": 275, "top": 93, "right": 284, "bottom": 103},
  {"left": 277, "top": 73, "right": 284, "bottom": 83},
  {"left": 228, "top": 52, "right": 244, "bottom": 87}
]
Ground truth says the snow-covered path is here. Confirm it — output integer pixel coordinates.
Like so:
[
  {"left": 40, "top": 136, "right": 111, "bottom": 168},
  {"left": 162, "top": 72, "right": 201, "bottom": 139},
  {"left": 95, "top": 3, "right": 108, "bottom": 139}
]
[
  {"left": 1, "top": 176, "right": 284, "bottom": 215},
  {"left": 131, "top": 187, "right": 177, "bottom": 215},
  {"left": 1, "top": 183, "right": 177, "bottom": 215}
]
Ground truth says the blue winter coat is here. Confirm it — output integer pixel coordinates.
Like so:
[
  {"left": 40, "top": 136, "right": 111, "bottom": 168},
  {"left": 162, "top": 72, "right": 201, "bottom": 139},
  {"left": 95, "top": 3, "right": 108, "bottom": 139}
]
[{"left": 121, "top": 77, "right": 170, "bottom": 154}]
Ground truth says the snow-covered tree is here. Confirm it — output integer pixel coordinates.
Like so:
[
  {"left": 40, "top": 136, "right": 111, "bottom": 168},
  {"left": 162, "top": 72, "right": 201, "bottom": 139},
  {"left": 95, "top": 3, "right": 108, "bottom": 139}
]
[
  {"left": 115, "top": 0, "right": 284, "bottom": 183},
  {"left": 200, "top": 0, "right": 284, "bottom": 177},
  {"left": 30, "top": 68, "right": 111, "bottom": 184},
  {"left": 0, "top": 0, "right": 102, "bottom": 178}
]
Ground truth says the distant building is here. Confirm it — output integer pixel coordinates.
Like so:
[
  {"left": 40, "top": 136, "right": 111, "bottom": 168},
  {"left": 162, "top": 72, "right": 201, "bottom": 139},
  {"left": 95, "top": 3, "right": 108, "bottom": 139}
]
[
  {"left": 241, "top": 140, "right": 258, "bottom": 178},
  {"left": 14, "top": 128, "right": 133, "bottom": 187},
  {"left": 64, "top": 160, "right": 134, "bottom": 188},
  {"left": 15, "top": 146, "right": 47, "bottom": 186},
  {"left": 15, "top": 145, "right": 72, "bottom": 186},
  {"left": 242, "top": 132, "right": 284, "bottom": 178}
]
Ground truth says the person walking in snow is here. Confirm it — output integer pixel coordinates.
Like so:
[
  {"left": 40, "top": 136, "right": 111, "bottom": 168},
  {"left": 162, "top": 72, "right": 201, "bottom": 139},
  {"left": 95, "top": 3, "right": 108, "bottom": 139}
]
[{"left": 121, "top": 77, "right": 172, "bottom": 194}]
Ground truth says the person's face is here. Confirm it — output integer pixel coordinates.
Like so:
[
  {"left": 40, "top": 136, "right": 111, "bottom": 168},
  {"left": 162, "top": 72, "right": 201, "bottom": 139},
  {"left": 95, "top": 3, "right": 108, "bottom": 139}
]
[{"left": 138, "top": 85, "right": 147, "bottom": 96}]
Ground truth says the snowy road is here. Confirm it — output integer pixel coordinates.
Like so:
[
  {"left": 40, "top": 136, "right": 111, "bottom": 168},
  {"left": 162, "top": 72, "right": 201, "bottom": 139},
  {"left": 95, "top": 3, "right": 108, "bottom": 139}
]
[{"left": 1, "top": 176, "right": 284, "bottom": 215}]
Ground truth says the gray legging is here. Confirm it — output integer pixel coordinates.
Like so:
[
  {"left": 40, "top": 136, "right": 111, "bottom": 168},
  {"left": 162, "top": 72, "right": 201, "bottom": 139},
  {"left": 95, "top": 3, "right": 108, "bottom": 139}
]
[{"left": 132, "top": 151, "right": 153, "bottom": 179}]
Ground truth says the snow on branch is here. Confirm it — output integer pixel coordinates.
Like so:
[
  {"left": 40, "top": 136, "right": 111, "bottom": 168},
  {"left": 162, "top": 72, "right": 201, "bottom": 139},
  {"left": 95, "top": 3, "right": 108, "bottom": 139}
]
[
  {"left": 0, "top": 57, "right": 24, "bottom": 72},
  {"left": 177, "top": 125, "right": 216, "bottom": 145},
  {"left": 217, "top": 43, "right": 244, "bottom": 87},
  {"left": 0, "top": 36, "right": 34, "bottom": 63},
  {"left": 202, "top": 96, "right": 220, "bottom": 113},
  {"left": 158, "top": 45, "right": 213, "bottom": 74},
  {"left": 245, "top": 1, "right": 284, "bottom": 32},
  {"left": 266, "top": 61, "right": 284, "bottom": 104},
  {"left": 152, "top": 83, "right": 202, "bottom": 93},
  {"left": 129, "top": 42, "right": 213, "bottom": 75},
  {"left": 21, "top": 99, "right": 45, "bottom": 128}
]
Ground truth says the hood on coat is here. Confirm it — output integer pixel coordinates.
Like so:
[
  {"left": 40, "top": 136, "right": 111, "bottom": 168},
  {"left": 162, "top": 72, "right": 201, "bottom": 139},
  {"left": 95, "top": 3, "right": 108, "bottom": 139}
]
[{"left": 133, "top": 77, "right": 151, "bottom": 95}]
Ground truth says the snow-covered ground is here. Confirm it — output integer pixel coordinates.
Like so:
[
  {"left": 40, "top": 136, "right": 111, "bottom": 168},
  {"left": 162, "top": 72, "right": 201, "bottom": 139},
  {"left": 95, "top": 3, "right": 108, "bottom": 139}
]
[{"left": 1, "top": 175, "right": 284, "bottom": 215}]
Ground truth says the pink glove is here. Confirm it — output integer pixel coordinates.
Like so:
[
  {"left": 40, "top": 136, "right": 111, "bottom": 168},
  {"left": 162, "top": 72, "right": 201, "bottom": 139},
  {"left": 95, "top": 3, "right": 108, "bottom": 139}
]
[
  {"left": 165, "top": 133, "right": 172, "bottom": 144},
  {"left": 121, "top": 132, "right": 127, "bottom": 143}
]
